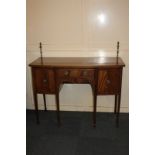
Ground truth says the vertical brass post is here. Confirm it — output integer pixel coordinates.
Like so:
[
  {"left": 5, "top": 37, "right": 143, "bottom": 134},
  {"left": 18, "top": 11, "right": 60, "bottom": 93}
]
[
  {"left": 116, "top": 41, "right": 119, "bottom": 64},
  {"left": 39, "top": 42, "right": 43, "bottom": 64}
]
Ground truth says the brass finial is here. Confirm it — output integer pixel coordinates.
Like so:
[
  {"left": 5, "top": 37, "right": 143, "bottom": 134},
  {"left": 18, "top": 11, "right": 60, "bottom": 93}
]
[
  {"left": 39, "top": 42, "right": 43, "bottom": 58},
  {"left": 117, "top": 41, "right": 119, "bottom": 58},
  {"left": 116, "top": 41, "right": 119, "bottom": 64},
  {"left": 39, "top": 42, "right": 43, "bottom": 64}
]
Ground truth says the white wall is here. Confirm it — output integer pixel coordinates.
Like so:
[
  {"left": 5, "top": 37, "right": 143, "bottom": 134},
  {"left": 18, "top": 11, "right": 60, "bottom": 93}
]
[{"left": 26, "top": 0, "right": 129, "bottom": 112}]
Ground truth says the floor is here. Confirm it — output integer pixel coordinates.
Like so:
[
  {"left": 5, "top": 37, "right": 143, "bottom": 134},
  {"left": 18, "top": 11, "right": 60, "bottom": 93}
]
[{"left": 26, "top": 110, "right": 129, "bottom": 155}]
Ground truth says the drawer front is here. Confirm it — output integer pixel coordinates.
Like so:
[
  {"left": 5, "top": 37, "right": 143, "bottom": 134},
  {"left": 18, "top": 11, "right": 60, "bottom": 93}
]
[
  {"left": 97, "top": 68, "right": 122, "bottom": 94},
  {"left": 32, "top": 68, "right": 55, "bottom": 93},
  {"left": 56, "top": 69, "right": 95, "bottom": 83}
]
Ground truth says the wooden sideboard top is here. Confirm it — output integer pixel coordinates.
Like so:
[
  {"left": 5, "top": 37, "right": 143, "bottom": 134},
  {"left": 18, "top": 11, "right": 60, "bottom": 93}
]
[{"left": 29, "top": 57, "right": 125, "bottom": 68}]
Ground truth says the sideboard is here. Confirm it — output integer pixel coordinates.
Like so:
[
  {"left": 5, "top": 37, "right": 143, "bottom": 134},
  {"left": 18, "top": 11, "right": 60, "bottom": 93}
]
[{"left": 29, "top": 57, "right": 125, "bottom": 127}]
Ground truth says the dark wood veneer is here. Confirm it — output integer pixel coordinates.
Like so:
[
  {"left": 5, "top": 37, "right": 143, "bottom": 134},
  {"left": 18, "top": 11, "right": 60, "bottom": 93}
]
[
  {"left": 32, "top": 68, "right": 55, "bottom": 94},
  {"left": 97, "top": 68, "right": 122, "bottom": 94},
  {"left": 29, "top": 57, "right": 125, "bottom": 127}
]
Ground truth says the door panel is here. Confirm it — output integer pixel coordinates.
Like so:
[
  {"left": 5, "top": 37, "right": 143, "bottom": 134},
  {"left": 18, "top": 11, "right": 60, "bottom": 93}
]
[
  {"left": 97, "top": 68, "right": 122, "bottom": 94},
  {"left": 32, "top": 68, "right": 55, "bottom": 94}
]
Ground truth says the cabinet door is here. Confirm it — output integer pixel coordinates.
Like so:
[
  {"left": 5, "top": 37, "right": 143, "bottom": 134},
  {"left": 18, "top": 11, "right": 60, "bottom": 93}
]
[
  {"left": 97, "top": 68, "right": 122, "bottom": 94},
  {"left": 32, "top": 68, "right": 55, "bottom": 94}
]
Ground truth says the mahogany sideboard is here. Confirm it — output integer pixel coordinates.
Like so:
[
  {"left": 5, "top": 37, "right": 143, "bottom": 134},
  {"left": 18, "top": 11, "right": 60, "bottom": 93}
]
[{"left": 29, "top": 57, "right": 125, "bottom": 127}]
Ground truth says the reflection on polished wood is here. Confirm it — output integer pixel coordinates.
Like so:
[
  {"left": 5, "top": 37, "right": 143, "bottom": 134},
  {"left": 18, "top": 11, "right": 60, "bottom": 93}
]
[
  {"left": 29, "top": 57, "right": 125, "bottom": 127},
  {"left": 29, "top": 57, "right": 125, "bottom": 68}
]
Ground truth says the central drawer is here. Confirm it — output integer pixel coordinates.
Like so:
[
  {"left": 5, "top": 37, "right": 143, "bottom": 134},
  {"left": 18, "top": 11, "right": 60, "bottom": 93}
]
[{"left": 56, "top": 69, "right": 95, "bottom": 83}]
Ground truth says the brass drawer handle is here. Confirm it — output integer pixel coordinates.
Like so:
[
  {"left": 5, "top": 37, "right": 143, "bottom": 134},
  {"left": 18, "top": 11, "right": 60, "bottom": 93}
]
[
  {"left": 104, "top": 71, "right": 108, "bottom": 75},
  {"left": 64, "top": 70, "right": 69, "bottom": 76},
  {"left": 106, "top": 79, "right": 110, "bottom": 84},
  {"left": 83, "top": 70, "right": 88, "bottom": 76},
  {"left": 43, "top": 79, "right": 47, "bottom": 83}
]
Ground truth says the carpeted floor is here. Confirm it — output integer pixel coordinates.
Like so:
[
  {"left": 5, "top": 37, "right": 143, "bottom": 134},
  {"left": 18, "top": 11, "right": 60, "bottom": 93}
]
[{"left": 26, "top": 110, "right": 129, "bottom": 155}]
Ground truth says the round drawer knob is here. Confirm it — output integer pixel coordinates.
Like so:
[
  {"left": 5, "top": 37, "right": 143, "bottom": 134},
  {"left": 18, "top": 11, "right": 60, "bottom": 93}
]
[
  {"left": 106, "top": 79, "right": 110, "bottom": 84},
  {"left": 83, "top": 71, "right": 88, "bottom": 76},
  {"left": 43, "top": 79, "right": 47, "bottom": 83},
  {"left": 64, "top": 71, "right": 69, "bottom": 76}
]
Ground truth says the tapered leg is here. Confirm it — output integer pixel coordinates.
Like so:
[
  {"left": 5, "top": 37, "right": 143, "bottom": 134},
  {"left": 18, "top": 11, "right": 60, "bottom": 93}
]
[
  {"left": 43, "top": 94, "right": 47, "bottom": 111},
  {"left": 93, "top": 94, "right": 97, "bottom": 127},
  {"left": 34, "top": 93, "right": 39, "bottom": 124},
  {"left": 116, "top": 94, "right": 121, "bottom": 127},
  {"left": 114, "top": 95, "right": 118, "bottom": 114},
  {"left": 55, "top": 93, "right": 61, "bottom": 126}
]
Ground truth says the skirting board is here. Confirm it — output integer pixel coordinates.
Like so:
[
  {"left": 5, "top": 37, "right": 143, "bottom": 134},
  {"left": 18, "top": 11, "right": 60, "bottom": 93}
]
[{"left": 26, "top": 103, "right": 129, "bottom": 113}]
